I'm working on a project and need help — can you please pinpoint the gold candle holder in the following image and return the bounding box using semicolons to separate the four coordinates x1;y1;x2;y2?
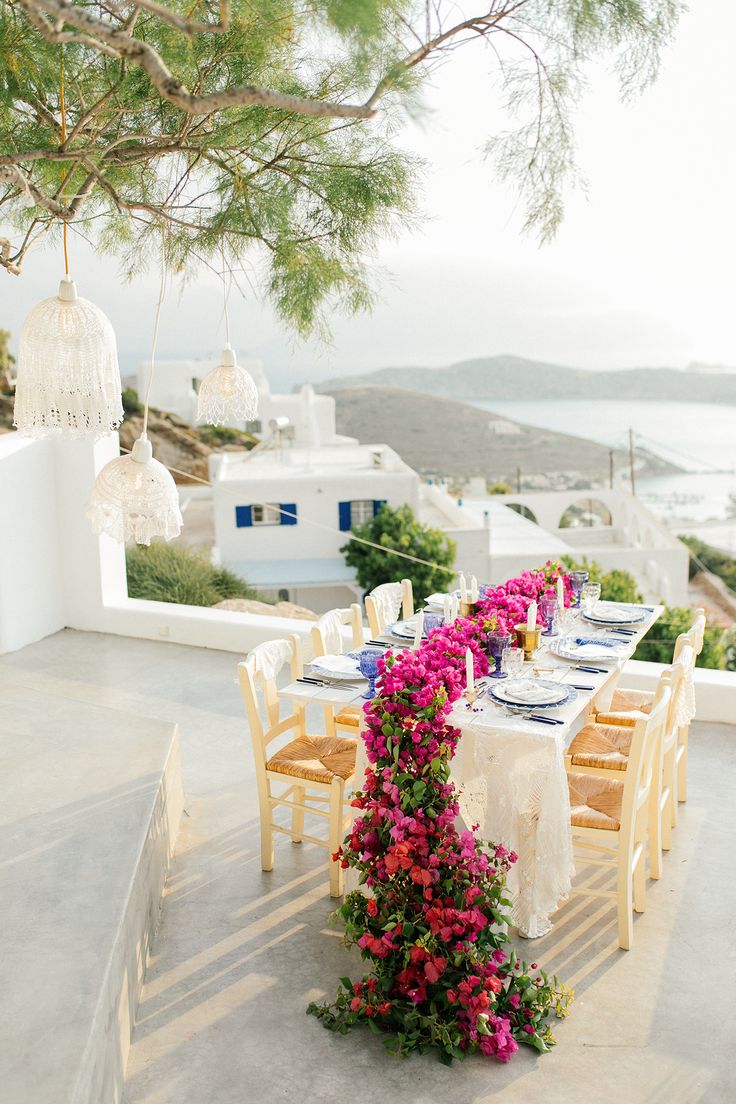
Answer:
459;599;479;618
515;623;542;661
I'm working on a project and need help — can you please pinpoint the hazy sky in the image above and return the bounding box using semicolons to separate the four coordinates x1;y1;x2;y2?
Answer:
2;1;735;390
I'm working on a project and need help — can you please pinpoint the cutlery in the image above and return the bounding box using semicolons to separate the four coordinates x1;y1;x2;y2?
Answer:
297;676;327;686
572;665;607;674
527;715;564;725
569;684;594;691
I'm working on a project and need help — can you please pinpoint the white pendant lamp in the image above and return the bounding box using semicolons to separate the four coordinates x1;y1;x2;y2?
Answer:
86;433;182;545
196;343;258;425
86;236;182;545
197;259;258;426
13;274;123;439
15;54;123;439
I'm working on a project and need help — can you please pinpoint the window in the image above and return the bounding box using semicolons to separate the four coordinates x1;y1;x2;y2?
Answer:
253;503;282;526
191;376;201;394
338;499;386;531
235;503;297;528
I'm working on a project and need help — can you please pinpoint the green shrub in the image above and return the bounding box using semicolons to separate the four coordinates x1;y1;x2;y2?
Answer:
126;543;259;606
561;555;643;603
341;503;455;599
679;534;736;591
122;387;143;416
633;605;726;670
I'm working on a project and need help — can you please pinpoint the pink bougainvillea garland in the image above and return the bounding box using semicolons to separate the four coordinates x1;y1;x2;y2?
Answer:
308;562;574;1063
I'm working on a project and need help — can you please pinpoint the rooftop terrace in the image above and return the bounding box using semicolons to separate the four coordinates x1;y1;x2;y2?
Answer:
2;630;734;1104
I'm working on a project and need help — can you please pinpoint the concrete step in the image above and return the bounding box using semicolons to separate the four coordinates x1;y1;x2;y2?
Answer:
0;675;183;1104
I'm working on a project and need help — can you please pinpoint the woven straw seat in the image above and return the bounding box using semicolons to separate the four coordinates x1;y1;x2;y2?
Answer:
567;722;632;771
335;706;361;727
267;733;356;785
594;687;654;727
568;772;624;831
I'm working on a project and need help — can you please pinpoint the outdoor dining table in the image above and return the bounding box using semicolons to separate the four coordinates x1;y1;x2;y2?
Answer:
278;602;663;938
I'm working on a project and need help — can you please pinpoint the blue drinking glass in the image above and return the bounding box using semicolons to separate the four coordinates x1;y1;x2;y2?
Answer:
540;594;558;636
569;570;589;608
487;631;512;678
423;612;443;637
358;648;381;698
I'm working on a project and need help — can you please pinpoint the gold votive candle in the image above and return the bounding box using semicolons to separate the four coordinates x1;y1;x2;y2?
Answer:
459;599;478;618
515;623;542;660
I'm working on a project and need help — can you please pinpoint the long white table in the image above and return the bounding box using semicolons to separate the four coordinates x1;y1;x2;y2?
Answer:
278;604;663;936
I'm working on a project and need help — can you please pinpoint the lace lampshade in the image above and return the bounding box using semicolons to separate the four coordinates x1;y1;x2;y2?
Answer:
196;345;258;425
13;277;123;438
86;434;182;545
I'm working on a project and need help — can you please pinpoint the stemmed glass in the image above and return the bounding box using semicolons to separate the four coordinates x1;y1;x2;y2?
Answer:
487;631;512;678
581;581;602;617
568;570;589;608
502;646;525;680
358;648;381;698
423;612;444;638
539;594;558;636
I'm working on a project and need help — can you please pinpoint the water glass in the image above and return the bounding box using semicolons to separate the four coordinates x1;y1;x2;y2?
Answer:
487;631;512;678
539;594;558;636
423;612;444;638
358;648;381;698
502;646;525;679
581;581;602;616
568;570;589;608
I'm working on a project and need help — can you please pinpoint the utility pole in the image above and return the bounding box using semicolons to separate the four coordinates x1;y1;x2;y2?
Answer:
609;449;614;490
628;428;636;496
516;466;521;494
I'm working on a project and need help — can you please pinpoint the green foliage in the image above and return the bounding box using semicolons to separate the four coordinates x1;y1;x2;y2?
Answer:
561;555;643;603
126;542;259;606
1;1;682;323
679;534;736;592
197;424;258;448
121;387;143;417
486;481;512;495
633;606;726;671
341;503;455;599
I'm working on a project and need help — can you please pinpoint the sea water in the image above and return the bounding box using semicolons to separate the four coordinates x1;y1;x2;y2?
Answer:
471;398;736;553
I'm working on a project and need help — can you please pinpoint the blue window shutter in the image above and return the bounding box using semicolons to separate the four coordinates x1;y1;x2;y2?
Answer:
279;503;297;526
373;499;387;516
338;501;352;531
235;505;252;528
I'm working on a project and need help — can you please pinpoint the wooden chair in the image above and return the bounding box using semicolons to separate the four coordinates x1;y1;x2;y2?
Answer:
565;661;685;879
673;610;706;803
311;605;364;738
566;680;671;949
237;635;356;897
592;608;705;729
365;579;414;637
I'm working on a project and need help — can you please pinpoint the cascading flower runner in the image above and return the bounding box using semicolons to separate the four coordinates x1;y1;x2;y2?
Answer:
308;563;574;1063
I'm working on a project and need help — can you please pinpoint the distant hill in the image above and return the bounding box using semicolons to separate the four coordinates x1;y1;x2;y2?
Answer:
329;385;678;486
317;355;736;403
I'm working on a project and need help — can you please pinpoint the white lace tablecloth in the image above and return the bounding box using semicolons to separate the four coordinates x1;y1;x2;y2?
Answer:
451;704;575;938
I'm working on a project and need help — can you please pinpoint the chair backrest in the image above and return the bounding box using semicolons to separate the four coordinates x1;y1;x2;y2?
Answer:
365;579;414;636
237;636;302;756
618;677;671;845
673;608;706;662
311;605;364;657
671;637;697;728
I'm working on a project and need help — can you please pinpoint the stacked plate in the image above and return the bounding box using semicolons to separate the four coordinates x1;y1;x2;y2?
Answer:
582;602;648;627
550;635;629;664
310;654;365;680
386;618;424;640
489;678;575;711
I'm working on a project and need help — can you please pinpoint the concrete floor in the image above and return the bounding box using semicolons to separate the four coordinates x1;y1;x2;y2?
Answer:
3;630;736;1104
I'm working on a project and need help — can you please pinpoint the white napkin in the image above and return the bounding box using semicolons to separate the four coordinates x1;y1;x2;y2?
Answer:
566;640;627;659
501;679;561;704
590;604;639;623
311;654;361;676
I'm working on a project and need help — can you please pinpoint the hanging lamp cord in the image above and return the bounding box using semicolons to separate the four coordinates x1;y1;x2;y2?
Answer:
59;47;69;277
142;232;168;437
222;246;231;347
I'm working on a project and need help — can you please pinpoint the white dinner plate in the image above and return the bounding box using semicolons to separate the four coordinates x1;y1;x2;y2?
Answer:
386;619;423;640
551;636;629;663
492;678;568;706
583;602;647;626
311;654;364;680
